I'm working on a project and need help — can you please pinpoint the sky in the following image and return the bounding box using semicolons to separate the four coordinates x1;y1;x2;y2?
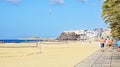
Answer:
0;0;108;39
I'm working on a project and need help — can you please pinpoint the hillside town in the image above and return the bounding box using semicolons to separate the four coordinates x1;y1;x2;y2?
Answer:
57;28;111;42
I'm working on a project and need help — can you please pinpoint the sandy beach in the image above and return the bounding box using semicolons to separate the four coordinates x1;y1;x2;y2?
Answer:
0;41;100;67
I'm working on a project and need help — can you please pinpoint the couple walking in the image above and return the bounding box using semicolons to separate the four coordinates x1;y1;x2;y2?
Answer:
99;37;113;52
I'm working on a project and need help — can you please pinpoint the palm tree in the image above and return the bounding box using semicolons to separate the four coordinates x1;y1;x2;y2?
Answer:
102;0;120;39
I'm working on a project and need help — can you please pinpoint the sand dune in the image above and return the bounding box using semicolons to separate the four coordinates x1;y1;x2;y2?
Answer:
0;42;100;67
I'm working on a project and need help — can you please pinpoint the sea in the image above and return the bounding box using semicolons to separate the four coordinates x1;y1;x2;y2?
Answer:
0;39;42;43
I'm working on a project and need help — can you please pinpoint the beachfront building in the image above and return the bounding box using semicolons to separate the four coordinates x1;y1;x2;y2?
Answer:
57;28;111;42
57;30;97;42
102;28;111;38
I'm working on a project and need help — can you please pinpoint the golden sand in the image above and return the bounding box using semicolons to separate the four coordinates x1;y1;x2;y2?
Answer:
0;42;100;67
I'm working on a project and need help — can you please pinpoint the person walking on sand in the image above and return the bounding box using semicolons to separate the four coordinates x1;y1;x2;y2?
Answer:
117;40;120;52
108;38;113;52
99;37;105;52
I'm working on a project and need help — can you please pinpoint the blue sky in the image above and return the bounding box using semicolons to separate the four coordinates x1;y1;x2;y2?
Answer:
0;0;107;39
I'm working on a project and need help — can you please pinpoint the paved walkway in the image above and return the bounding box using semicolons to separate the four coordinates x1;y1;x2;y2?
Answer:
74;45;120;67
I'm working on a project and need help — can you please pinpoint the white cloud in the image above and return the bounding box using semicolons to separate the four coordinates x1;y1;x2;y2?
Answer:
50;0;64;5
98;0;107;2
76;0;87;3
103;0;107;2
6;0;21;4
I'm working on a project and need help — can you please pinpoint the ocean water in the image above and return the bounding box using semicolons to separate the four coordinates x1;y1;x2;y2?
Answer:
0;39;42;43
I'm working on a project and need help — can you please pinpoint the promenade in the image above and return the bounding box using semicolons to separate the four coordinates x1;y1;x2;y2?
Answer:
74;44;120;67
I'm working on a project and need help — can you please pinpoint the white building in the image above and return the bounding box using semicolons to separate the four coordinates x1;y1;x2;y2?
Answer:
62;30;97;41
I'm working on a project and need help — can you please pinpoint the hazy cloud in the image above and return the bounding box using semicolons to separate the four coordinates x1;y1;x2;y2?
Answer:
48;8;53;15
98;0;106;2
50;0;64;5
76;0;87;3
103;0;106;2
6;0;21;4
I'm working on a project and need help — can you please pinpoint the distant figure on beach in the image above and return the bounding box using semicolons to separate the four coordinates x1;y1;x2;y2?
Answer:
117;40;120;52
108;38;113;52
99;37;105;52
